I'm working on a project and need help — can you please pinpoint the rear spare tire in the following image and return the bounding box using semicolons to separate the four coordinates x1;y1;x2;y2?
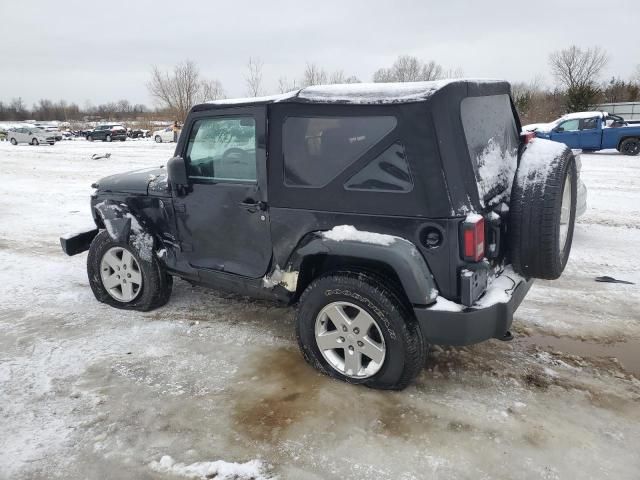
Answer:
510;139;577;279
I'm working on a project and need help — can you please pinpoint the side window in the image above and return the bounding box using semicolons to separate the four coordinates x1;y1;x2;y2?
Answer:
558;119;579;132
283;116;397;187
345;142;412;192
580;117;598;130
185;116;256;183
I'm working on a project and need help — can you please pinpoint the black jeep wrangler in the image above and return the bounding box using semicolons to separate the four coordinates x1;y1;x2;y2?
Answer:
61;80;577;390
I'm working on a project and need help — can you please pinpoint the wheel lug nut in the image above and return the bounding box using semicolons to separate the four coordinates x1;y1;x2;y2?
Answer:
127;273;131;278
353;327;360;334
357;341;364;347
342;325;348;332
116;275;120;279
348;345;354;352
338;336;345;343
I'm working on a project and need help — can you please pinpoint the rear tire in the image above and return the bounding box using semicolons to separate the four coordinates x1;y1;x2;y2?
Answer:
106;134;112;142
619;138;640;156
87;135;93;142
296;270;425;390
510;142;577;279
155;135;162;143
87;230;172;311
31;138;39;145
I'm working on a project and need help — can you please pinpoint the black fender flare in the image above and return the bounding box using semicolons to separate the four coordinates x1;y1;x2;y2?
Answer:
286;232;438;306
94;200;133;243
93;200;160;264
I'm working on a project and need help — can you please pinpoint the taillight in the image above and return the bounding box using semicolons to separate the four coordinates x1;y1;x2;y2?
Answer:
521;131;536;144
462;215;485;262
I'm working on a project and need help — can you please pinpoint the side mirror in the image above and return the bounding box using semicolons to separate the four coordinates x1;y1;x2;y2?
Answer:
167;156;188;194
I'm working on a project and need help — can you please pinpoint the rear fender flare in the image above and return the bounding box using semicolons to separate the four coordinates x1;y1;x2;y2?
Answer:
287;232;438;306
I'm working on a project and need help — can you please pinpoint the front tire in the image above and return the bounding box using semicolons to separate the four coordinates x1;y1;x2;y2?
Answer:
31;138;39;145
296;271;425;390
87;230;172;311
155;135;162;143
10;138;17;145
105;134;112;142
87;135;93;142
619;138;640;156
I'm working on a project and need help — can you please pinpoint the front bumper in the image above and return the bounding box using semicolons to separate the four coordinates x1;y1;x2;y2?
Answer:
60;228;98;256
414;277;533;346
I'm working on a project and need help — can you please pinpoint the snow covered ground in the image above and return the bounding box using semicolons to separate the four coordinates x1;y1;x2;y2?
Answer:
0;140;639;480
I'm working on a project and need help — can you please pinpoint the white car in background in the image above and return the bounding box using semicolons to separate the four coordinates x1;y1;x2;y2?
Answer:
152;126;177;143
7;127;55;145
33;124;63;141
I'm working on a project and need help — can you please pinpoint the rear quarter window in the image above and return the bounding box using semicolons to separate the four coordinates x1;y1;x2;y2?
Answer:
461;94;518;206
283;116;397;187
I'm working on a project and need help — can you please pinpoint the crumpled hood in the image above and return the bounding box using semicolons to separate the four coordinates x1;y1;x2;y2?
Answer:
95;167;165;195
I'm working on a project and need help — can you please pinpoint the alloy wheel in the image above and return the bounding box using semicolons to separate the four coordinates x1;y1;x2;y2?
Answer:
100;246;143;302
314;301;386;379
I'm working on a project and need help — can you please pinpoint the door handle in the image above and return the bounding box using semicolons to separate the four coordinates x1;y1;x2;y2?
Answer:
240;199;267;211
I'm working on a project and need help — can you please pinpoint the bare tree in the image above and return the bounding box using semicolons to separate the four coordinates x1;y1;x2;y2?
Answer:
303;63;328;86
549;46;608;111
549;46;608;89
277;76;299;93
148;60;223;120
245;57;264;97
373;55;445;82
201;79;226;101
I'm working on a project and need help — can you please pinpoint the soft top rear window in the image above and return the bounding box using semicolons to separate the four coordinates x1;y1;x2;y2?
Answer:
461;94;518;206
283;116;397;187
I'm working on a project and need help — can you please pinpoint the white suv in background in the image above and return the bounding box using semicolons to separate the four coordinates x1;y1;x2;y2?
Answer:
7;127;55;145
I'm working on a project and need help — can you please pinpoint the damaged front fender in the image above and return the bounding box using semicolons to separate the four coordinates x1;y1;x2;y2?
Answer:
94;200;155;262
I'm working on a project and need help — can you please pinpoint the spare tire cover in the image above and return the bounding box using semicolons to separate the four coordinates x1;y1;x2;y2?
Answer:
510;139;577;279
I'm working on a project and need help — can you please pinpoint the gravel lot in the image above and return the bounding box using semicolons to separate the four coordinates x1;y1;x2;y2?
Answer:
1;139;639;480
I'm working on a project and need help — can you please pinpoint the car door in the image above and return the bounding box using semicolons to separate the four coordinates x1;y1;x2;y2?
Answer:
549;118;580;149
15;128;27;143
579;116;601;150
172;106;272;278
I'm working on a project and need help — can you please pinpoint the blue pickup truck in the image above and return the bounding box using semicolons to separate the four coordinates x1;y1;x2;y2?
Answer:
523;112;640;155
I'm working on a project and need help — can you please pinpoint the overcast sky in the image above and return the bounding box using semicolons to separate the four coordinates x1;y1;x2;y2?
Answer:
1;0;638;108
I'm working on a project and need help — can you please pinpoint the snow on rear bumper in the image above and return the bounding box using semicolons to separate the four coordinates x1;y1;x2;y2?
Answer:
414;267;533;346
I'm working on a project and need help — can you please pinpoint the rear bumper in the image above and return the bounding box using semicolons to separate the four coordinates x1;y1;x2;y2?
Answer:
60;228;98;256
414;277;533;346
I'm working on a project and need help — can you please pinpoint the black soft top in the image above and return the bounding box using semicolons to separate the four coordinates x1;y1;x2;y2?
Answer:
191;79;511;111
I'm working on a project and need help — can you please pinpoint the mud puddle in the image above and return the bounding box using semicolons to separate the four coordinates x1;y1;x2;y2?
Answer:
517;334;640;378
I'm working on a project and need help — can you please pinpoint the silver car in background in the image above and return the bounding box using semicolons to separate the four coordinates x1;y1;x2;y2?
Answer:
7;127;55;145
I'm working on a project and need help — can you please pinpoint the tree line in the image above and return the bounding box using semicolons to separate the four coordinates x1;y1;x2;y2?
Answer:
2;46;639;124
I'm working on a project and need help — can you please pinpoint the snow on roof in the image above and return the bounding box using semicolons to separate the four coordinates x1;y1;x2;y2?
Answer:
206;91;299;105
205;79;505;107
560;111;606;120
297;80;461;104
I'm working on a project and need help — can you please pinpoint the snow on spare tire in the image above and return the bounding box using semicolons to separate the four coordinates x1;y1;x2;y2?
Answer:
510;139;577;280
